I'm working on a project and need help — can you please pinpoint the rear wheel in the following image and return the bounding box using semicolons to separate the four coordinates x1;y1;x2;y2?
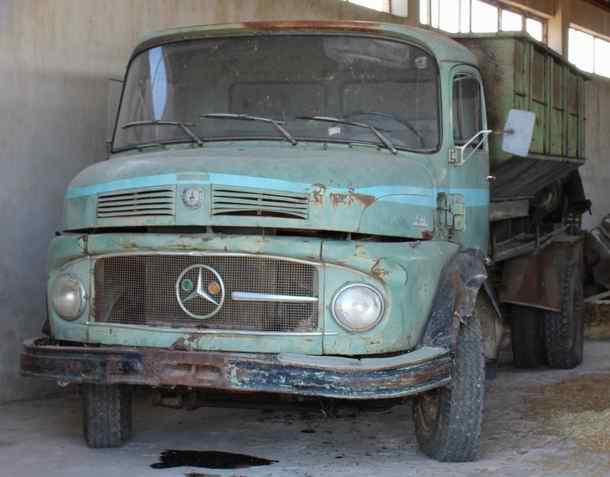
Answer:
82;384;133;448
544;257;584;369
510;305;546;368
413;318;485;462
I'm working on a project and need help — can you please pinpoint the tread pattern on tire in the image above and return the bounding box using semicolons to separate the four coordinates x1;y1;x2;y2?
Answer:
544;256;584;369
82;384;132;448
414;317;485;462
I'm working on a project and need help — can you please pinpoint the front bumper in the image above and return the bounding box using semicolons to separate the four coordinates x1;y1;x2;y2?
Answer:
21;338;451;400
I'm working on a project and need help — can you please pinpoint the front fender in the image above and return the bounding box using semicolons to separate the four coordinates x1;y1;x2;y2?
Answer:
420;249;488;349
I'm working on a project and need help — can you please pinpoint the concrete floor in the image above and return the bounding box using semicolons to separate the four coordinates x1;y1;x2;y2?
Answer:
2;342;610;477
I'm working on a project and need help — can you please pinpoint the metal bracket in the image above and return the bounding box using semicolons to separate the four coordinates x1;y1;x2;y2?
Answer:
449;130;493;166
437;193;466;232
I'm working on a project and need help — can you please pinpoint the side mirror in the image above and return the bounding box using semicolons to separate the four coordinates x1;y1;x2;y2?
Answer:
502;109;535;157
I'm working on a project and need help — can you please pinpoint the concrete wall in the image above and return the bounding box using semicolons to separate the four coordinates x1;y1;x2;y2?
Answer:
582;78;610;229
0;0;403;403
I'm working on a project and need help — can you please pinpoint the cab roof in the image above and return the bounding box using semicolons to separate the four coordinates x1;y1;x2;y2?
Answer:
133;20;478;66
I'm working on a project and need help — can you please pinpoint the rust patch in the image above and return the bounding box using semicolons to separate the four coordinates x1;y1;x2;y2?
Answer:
171;338;188;351
171;333;200;351
242;20;381;33
311;184;326;206
421;230;434;240
330;190;376;208
22;337;452;399
371;259;388;283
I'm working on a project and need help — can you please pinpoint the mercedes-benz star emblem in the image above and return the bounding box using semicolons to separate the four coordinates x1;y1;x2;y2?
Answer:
175;264;225;319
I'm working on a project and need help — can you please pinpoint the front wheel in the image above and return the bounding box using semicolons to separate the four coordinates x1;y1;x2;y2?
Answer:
82;383;133;448
413;318;485;462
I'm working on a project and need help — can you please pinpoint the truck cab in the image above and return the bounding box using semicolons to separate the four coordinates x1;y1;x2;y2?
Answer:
21;21;587;462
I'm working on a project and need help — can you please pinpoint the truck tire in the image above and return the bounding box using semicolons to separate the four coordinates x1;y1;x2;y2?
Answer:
413;317;484;462
510;305;546;368
544;258;584;369
82;384;132;448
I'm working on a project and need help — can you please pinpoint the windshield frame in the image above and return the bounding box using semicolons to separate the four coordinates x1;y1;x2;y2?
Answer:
111;31;443;155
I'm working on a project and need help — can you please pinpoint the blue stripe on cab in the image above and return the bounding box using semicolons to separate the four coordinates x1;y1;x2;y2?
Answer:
65;173;489;207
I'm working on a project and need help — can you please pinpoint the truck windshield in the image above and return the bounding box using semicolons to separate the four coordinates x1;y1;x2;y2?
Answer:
113;35;440;152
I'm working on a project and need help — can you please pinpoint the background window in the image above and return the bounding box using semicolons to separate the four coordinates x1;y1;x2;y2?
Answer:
453;76;483;145
471;0;498;33
569;28;595;73
420;0;545;41
501;10;523;32
419;0;429;24
460;0;471;33
439;0;460;33
594;37;610;78
526;18;544;42
347;0;389;11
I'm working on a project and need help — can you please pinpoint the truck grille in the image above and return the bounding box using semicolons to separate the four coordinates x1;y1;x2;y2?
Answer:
94;255;319;332
211;186;309;219
96;187;176;219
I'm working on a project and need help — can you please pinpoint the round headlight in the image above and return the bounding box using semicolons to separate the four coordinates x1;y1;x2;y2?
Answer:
50;274;86;320
331;283;385;332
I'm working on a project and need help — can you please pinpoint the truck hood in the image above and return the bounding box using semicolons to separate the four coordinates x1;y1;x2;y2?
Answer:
65;142;438;239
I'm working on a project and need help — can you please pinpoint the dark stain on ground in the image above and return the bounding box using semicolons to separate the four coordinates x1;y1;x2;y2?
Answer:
151;450;277;470
301;428;316;434
185;474;246;477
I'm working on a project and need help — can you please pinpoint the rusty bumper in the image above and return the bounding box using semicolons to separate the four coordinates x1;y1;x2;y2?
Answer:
21;338;452;400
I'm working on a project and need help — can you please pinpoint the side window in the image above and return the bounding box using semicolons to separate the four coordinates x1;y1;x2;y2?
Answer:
453;75;483;145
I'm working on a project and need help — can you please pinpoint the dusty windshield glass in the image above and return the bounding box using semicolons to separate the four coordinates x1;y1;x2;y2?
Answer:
114;35;440;152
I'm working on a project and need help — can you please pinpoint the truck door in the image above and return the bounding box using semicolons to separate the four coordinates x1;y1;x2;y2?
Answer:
448;65;490;254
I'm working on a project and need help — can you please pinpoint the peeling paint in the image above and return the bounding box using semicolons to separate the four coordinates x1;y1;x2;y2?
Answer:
371;259;388;283
311;183;326;206
421;230;434;240
330;190;376;208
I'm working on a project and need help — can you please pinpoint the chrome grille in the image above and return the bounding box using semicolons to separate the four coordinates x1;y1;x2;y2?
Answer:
96;187;176;219
211;186;309;219
94;255;318;331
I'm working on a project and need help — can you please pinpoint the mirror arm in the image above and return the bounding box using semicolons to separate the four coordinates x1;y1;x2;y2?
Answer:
452;129;492;166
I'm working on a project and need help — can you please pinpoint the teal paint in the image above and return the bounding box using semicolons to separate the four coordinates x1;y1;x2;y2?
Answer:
66;170;488;206
47;22;496;358
48;234;458;355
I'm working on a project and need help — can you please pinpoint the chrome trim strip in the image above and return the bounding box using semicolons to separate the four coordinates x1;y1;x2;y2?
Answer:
85;321;336;336
231;291;318;303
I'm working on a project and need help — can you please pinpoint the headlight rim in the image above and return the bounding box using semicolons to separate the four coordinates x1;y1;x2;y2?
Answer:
50;273;87;321
331;282;385;333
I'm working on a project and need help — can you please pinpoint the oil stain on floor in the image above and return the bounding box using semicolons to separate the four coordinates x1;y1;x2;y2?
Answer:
151;449;277;470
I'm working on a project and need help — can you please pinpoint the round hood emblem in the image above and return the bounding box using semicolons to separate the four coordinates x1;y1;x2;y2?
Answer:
175;264;225;319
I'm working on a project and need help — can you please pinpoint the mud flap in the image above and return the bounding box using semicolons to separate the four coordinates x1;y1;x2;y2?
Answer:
420;249;488;349
499;235;584;312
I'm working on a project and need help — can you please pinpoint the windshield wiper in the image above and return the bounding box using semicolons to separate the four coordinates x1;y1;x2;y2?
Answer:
297;115;397;155
121;120;204;147
201;113;297;146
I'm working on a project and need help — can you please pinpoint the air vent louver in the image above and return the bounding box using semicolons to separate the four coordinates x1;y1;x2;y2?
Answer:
211;186;309;220
96;186;176;219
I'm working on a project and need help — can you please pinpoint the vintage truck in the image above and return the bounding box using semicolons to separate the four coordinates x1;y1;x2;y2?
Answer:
21;21;590;462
